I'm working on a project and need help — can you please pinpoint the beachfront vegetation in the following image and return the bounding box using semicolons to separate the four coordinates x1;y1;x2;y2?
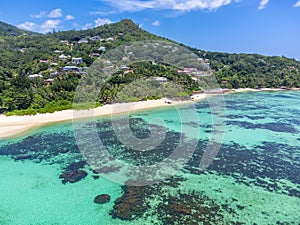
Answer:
0;19;300;115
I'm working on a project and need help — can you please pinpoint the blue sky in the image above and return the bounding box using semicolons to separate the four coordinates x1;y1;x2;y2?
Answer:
1;0;300;60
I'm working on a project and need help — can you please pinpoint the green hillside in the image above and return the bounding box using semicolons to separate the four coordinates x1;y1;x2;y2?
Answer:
0;20;37;36
0;19;299;115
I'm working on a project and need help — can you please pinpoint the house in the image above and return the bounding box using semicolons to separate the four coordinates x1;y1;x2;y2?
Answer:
106;37;115;42
28;74;43;78
91;36;101;41
39;59;48;63
54;50;61;53
153;77;168;82
124;70;134;75
59;54;68;59
98;46;106;51
44;78;54;83
178;70;186;74
50;71;59;76
120;65;129;70
78;38;88;44
184;68;197;72
63;66;79;71
72;58;83;64
92;53;100;57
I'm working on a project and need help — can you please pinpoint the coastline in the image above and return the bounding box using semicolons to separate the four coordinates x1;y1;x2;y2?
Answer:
1;88;299;140
0;95;206;140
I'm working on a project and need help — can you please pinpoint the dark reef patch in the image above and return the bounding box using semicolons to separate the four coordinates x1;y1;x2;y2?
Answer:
185;140;300;198
59;170;88;184
227;121;298;133
94;194;111;204
111;177;239;224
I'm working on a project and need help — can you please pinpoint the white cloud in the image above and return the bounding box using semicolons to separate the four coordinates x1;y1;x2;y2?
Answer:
94;18;113;27
18;22;38;30
102;0;237;12
48;9;63;18
31;8;63;19
65;15;75;20
258;0;269;10
31;11;47;18
18;20;61;33
82;23;93;30
293;1;300;7
90;10;116;16
152;20;160;26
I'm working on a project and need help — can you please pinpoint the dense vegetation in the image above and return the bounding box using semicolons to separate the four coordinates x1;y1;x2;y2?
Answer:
197;51;300;89
0;19;299;115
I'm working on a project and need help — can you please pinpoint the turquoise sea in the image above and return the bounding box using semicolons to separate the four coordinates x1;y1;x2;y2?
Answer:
0;91;299;224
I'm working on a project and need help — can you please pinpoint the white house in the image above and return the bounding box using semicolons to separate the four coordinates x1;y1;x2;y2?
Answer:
152;77;168;82
78;38;88;44
120;65;129;70
72;58;83;64
106;37;115;42
28;74;43;78
63;66;79;71
98;46;106;51
58;54;68;59
91;36;101;41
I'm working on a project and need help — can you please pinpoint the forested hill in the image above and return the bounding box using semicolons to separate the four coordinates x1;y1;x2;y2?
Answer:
0;21;37;36
0;19;299;115
196;51;300;89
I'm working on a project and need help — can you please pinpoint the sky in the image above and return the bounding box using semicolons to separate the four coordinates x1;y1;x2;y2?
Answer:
0;0;300;60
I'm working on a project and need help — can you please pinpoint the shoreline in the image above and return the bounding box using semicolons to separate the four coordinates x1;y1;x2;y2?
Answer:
0;88;299;140
0;96;205;140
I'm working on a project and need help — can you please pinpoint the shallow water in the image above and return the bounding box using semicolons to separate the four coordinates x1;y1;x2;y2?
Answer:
0;91;299;224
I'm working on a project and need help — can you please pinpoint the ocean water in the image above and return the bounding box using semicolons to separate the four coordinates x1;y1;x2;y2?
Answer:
0;91;299;224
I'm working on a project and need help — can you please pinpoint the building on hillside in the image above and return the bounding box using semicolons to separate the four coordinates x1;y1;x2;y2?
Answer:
28;74;43;78
50;71;59;77
44;78;54;83
92;53;100;57
72;57;83;64
59;54;68;59
91;36;101;41
63;66;79;71
120;65;129;70
98;46;106;51
124;70;134;75
106;37;115;42
78;38;88;44
152;77;168;82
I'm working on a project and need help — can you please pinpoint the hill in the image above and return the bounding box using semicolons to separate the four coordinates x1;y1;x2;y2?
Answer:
0;19;299;115
0;20;37;36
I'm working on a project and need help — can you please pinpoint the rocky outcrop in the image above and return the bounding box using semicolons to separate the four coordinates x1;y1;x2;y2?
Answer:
59;170;88;184
94;194;111;204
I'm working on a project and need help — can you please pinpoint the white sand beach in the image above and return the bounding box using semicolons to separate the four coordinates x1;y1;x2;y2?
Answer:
0;95;207;139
